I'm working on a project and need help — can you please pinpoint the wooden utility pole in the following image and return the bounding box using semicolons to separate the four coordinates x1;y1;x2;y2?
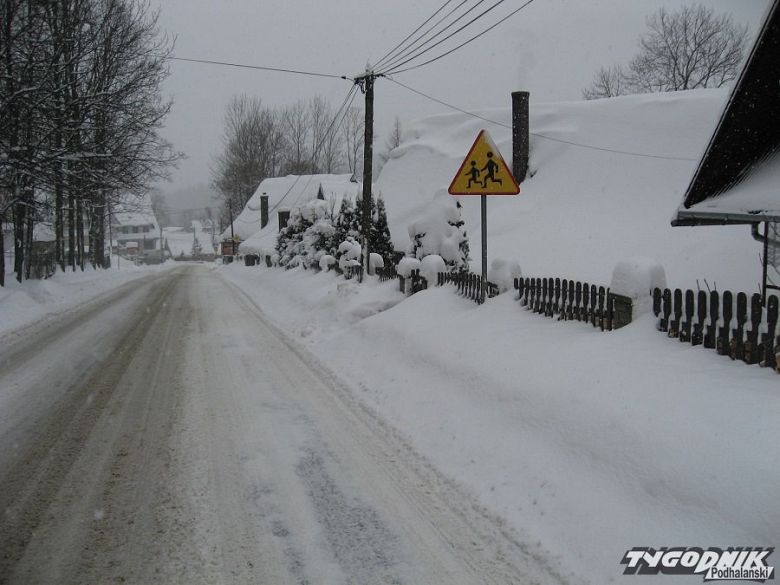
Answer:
357;72;376;280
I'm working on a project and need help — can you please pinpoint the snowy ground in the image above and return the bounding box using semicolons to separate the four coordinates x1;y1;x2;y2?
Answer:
222;263;780;585
0;259;176;338
163;225;216;258
0;265;558;585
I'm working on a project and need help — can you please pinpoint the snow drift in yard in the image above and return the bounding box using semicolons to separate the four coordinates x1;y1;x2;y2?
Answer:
222;263;780;585
219;88;777;585
378;89;761;292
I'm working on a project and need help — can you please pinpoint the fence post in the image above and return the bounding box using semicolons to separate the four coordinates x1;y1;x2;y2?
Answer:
567;281;575;321
732;292;747;360
680;290;694;343
718;291;733;356
610;293;633;330
745;293;762;364
764;296;778;369
582;283;590;323
704;291;718;348
692;291;706;346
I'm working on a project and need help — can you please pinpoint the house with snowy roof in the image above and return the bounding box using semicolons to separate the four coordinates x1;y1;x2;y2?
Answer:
111;193;161;256
221;173;366;255
672;0;779;299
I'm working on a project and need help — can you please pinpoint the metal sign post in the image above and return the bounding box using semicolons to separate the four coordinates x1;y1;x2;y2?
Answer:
481;195;487;303
448;129;520;304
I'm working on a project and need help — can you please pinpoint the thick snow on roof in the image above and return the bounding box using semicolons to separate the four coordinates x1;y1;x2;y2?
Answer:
228;173;364;254
113;193;160;233
376;88;764;291
677;151;780;223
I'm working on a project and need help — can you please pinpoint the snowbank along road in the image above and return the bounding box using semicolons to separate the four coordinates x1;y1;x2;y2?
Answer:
0;265;571;584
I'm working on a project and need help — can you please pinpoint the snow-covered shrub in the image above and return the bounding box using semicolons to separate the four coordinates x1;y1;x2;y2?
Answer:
337;237;362;271
397;256;421;278
276;199;339;268
275;193;394;271
332;197;360;249
407;198;469;271
371;194;395;264
610;256;666;316
488;258;522;292
352;193;396;265
319;254;337;271
420;254;446;283
369;253;384;270
275;206;312;267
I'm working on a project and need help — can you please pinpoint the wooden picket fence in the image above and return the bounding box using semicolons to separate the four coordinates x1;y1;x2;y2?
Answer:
396;269;497;304
377;265;397;282
513;277;632;331
398;269;427;295
342;264;363;281
653;287;780;370
437;271;499;305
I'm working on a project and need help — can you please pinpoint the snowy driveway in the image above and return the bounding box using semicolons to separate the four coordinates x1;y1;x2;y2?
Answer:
0;266;563;585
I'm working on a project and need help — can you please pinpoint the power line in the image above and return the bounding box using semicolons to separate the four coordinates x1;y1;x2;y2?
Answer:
267;85;359;218
373;0;457;70
387;76;508;128
386;77;698;161
383;0;537;75
170;56;350;80
379;0;502;75
375;0;475;72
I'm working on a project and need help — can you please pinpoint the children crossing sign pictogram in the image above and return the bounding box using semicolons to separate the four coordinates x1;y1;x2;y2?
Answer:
448;130;520;196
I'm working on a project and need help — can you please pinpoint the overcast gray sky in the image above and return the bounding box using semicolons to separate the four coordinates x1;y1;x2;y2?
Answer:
154;0;769;210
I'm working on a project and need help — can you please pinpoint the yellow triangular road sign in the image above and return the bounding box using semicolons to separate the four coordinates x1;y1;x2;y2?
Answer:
448;129;520;195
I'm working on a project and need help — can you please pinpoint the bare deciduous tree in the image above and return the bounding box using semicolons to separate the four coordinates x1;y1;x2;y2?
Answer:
582;65;627;100
377;116;403;170
0;0;177;282
212;95;279;218
583;4;748;100
342;106;364;177
282;100;313;175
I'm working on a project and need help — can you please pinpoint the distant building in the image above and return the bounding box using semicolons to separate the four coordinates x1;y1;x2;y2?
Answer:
220;173;362;244
111;194;161;255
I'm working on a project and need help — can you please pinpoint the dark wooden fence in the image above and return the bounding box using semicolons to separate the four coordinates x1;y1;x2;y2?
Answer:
513;277;632;331
342;264;363;281
653;287;779;370
437;271;499;305
398;269;427;295
377;265;397;282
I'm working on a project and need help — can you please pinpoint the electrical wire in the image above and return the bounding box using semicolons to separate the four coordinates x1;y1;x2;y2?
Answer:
267;85;360;218
372;0;456;70
386;76;698;161
382;0;536;75
285;87;362;212
374;0;475;72
170;56;350;80
378;0;501;75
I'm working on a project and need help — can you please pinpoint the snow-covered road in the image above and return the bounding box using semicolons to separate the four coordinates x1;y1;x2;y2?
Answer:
0;266;564;585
